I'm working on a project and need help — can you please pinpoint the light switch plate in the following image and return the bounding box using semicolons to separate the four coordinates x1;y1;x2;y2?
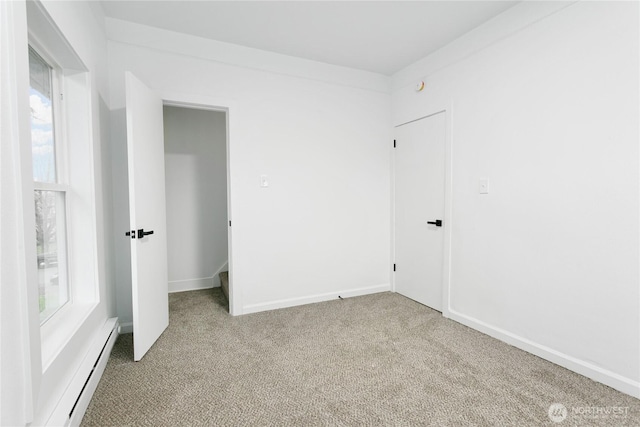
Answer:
260;175;269;188
479;178;489;194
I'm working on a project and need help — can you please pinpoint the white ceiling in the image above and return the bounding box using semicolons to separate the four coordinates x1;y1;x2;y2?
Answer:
99;1;518;76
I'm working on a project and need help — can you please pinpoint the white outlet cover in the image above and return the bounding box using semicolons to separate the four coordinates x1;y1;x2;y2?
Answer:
260;175;269;188
479;178;489;194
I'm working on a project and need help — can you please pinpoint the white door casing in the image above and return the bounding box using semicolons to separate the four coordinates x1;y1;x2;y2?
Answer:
125;71;169;361
394;112;446;311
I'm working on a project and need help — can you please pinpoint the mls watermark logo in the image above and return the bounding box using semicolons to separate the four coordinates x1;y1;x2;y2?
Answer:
548;403;568;423
548;403;629;423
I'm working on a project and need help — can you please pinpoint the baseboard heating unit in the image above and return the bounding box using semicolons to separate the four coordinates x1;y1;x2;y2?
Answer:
45;318;119;427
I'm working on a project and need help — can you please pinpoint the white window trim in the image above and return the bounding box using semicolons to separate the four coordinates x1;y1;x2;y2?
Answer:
40;302;96;371
27;8;101;370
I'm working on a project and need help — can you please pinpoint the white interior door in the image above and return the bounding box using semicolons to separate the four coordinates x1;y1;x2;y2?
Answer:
125;71;169;361
394;112;446;311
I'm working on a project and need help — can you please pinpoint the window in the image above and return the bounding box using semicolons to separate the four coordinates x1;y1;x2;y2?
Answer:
29;46;70;323
25;0;98;371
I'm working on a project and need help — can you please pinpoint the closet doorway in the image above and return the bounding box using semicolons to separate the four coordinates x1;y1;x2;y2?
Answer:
163;106;230;307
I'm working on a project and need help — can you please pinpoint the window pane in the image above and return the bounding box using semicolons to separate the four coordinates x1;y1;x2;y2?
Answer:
35;190;69;322
29;47;56;183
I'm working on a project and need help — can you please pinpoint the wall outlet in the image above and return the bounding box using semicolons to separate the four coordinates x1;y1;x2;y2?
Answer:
260;175;269;188
479;178;489;194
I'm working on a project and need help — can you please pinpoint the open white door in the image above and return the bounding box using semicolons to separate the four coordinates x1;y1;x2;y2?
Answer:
394;112;446;311
125;72;169;361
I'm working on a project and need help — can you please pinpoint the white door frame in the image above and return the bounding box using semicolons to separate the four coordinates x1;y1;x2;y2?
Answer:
160;90;241;315
391;104;453;318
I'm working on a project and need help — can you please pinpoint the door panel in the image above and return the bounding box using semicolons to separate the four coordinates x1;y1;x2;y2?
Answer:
394;112;446;311
125;72;169;361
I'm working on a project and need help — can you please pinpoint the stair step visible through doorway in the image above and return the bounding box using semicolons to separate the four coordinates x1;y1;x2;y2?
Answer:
219;271;229;302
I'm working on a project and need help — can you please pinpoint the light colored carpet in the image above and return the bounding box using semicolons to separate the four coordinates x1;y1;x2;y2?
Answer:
81;290;639;426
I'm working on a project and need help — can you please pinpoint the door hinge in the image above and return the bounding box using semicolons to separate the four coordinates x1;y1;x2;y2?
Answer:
60;93;64;101
393;263;396;272
229;220;231;227
393;139;396;148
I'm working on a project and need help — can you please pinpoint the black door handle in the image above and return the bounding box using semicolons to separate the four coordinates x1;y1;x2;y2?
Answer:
137;229;155;239
125;230;135;239
427;220;443;227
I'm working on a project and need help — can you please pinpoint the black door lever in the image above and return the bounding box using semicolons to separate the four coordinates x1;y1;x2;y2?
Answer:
137;229;155;239
427;220;443;227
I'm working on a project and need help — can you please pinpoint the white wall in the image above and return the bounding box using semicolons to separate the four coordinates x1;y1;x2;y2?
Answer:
164;106;228;292
108;18;391;323
1;2;41;423
392;1;639;396
0;0;116;425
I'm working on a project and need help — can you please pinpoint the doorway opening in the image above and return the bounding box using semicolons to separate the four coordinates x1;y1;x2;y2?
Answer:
162;105;230;310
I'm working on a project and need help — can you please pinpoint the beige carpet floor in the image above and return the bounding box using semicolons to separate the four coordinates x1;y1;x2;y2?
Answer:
81;289;639;426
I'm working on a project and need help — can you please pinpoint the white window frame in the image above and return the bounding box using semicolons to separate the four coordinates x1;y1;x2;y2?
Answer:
26;3;100;370
29;44;73;325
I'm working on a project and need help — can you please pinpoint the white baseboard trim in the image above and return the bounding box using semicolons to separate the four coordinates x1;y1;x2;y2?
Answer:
243;283;390;315
216;261;228;277
169;276;216;293
118;322;133;334
45;318;119;427
447;309;640;399
168;262;229;293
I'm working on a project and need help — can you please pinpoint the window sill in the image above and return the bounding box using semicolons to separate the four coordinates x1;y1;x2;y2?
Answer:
41;301;97;372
